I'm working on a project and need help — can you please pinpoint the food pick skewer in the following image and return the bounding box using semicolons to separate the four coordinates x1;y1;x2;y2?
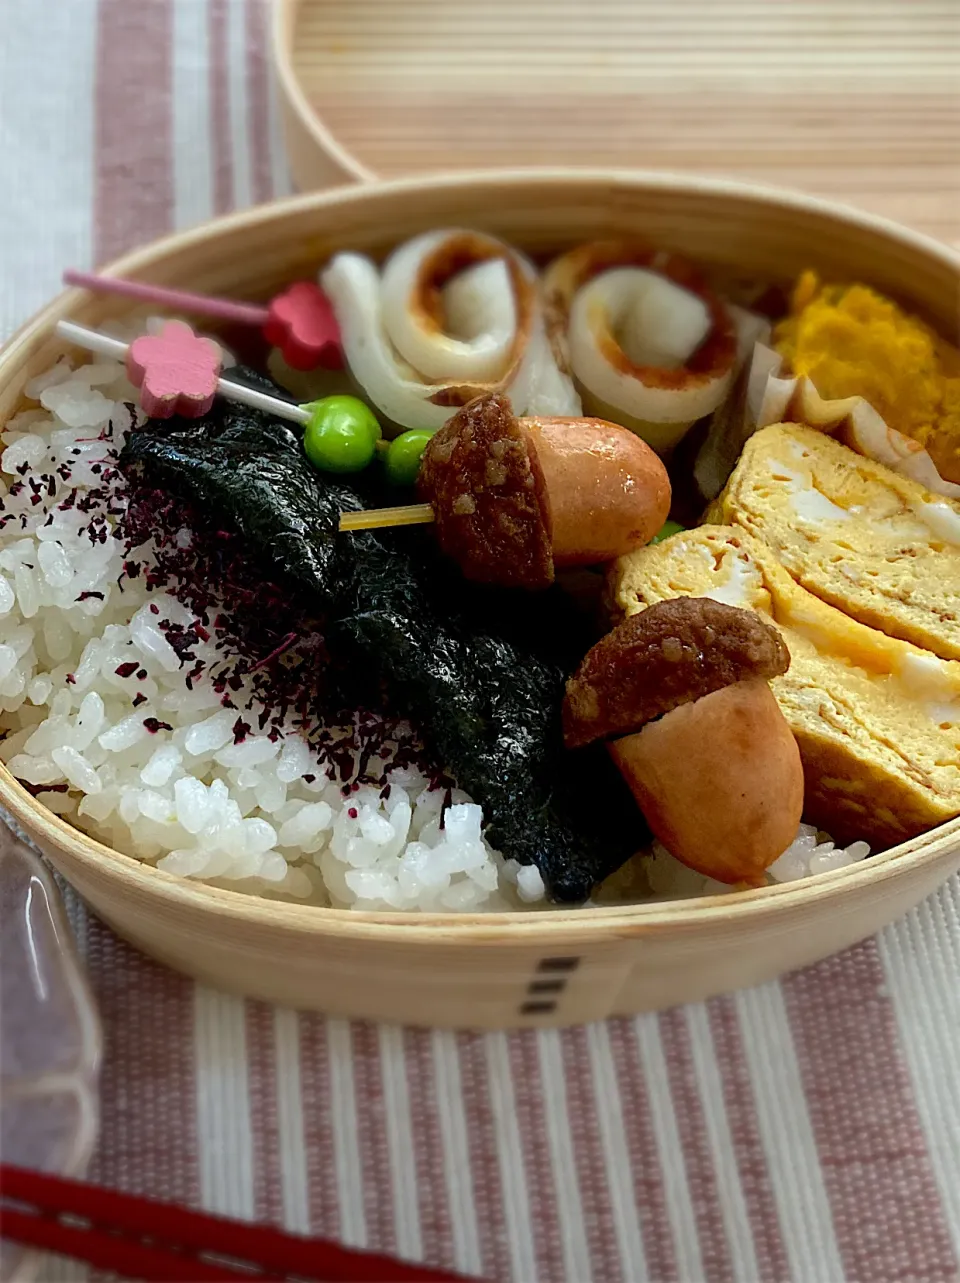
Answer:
56;318;434;533
57;319;312;424
63;271;268;325
62;269;342;371
54;322;669;544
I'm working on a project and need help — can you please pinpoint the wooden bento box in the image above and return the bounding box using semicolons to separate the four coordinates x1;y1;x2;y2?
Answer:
2;172;959;1028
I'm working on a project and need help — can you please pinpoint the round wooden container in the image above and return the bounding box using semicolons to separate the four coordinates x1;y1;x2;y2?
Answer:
1;172;958;1028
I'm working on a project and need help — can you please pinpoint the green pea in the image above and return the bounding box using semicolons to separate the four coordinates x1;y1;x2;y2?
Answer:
303;396;381;473
383;429;434;487
650;519;685;545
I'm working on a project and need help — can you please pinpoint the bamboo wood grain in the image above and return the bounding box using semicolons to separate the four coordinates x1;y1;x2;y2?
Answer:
273;0;960;245
1;173;959;1027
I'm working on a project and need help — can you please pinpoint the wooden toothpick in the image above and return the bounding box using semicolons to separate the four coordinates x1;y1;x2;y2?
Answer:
338;504;435;532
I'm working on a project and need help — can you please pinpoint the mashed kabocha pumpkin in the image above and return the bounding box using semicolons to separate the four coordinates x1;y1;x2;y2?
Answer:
774;270;960;483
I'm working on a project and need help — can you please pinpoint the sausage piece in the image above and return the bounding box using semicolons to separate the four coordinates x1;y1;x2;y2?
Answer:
418;394;672;588
523;417;670;568
563;597;805;885
609;678;804;886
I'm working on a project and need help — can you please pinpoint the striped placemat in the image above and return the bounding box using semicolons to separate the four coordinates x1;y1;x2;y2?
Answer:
2;2;960;1280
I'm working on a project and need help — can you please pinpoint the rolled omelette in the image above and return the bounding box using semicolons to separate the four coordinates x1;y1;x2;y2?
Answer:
608;524;960;849
706;423;960;661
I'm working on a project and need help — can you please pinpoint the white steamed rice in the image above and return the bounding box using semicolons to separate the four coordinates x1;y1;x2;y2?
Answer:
0;338;868;911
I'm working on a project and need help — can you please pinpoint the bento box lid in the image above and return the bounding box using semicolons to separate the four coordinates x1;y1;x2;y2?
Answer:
271;0;957;245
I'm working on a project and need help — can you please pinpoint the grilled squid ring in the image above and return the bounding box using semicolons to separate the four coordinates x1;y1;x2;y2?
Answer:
543;239;739;453
321;229;580;432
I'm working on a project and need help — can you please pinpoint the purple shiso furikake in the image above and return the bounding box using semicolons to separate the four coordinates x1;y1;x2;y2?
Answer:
116;481;443;800
1;404;442;803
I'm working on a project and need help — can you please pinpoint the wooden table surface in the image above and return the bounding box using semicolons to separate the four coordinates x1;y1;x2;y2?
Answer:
292;0;960;247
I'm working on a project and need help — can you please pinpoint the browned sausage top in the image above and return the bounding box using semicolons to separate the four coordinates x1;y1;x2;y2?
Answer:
417;393;554;590
563;596;791;748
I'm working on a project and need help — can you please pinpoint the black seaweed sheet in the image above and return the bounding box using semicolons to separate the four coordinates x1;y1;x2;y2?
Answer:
120;373;643;901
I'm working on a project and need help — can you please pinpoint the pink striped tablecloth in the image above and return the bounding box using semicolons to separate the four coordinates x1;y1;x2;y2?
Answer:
2;3;960;1280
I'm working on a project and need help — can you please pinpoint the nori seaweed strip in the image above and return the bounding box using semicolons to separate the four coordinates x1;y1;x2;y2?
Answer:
120;378;641;900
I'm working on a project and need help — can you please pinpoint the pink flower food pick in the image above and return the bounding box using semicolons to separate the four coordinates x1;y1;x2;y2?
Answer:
263;281;343;372
126;320;223;419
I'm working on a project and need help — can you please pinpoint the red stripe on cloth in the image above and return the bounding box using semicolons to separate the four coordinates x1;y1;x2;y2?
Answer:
89;5;186;1268
783;939;958;1283
94;0;175;264
606;1018;679;1283
244;0;274;204
454;1034;512;1283
560;1029;624;1283
506;1031;566;1283
84;922;199;1204
208;0;234;215
707;996;790;1283
352;1023;398;1258
298;1015;340;1241
658;1009;736;1283
404;1030;456;1269
246;1002;283;1226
